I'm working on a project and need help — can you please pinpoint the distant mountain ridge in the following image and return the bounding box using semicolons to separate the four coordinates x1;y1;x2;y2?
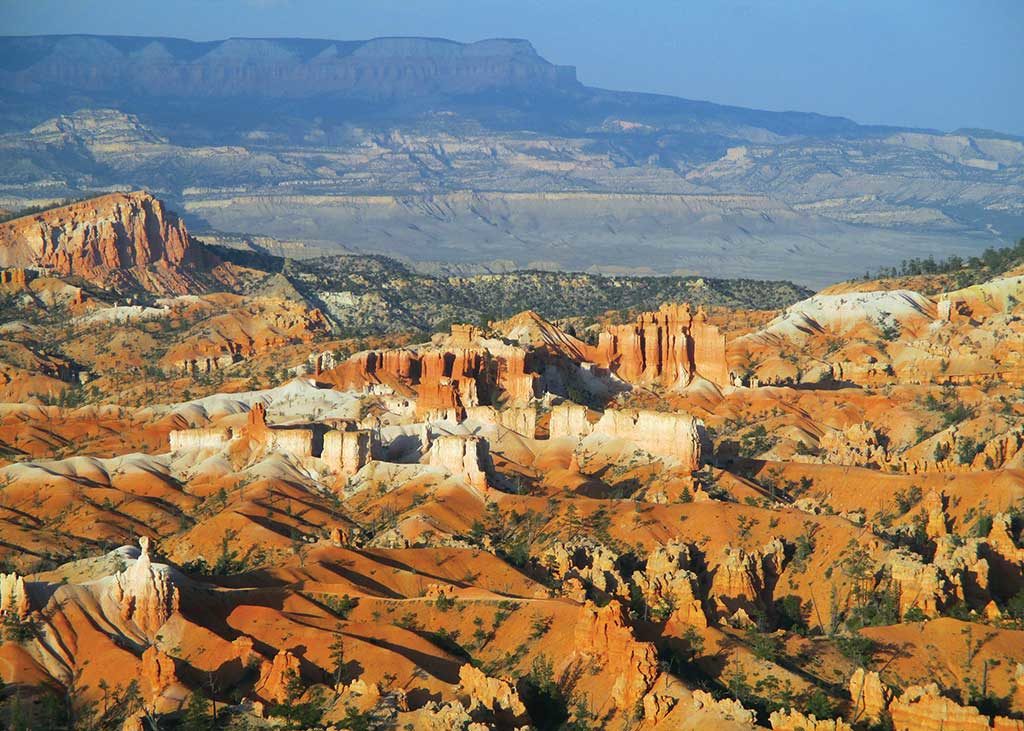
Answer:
0;35;1020;287
0;34;577;99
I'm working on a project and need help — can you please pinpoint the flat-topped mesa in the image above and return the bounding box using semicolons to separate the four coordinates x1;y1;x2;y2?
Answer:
596;302;730;390
109;536;179;636
592;409;708;470
428;434;489;490
0;191;214;294
0;36;578;98
169;405;364;464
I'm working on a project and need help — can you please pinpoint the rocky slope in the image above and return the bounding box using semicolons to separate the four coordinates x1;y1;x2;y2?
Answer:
2;242;1024;729
0;191;238;294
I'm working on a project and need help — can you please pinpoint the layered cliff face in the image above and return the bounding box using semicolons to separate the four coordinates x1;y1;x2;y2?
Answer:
322;324;539;418
592;409;707;470
0;191;218;294
0;36;577;99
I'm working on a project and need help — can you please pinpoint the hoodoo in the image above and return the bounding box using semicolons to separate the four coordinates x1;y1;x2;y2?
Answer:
596;303;730;389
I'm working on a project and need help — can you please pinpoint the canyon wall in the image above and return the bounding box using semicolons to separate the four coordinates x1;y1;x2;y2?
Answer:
0;191;211;294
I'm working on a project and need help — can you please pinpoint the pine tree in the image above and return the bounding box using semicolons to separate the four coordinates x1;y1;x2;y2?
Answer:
182;692;213;731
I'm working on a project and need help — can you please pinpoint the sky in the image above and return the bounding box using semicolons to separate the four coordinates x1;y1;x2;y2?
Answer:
3;0;1022;135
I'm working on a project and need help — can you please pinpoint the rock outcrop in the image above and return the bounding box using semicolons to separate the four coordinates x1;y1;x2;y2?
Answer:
545;539;625;598
0;572;30;618
632;540;707;628
888;683;991;731
596;303;730;390
108;537;179;636
549;402;593;439
465;405;537;437
0;267;28;287
770;710;853;730
573;601;659;709
0;192;216;294
691;690;757;727
885;549;948;617
141;645;186;713
457;664;528;724
255;649;302;704
428;434;489;490
708;538;786;622
168;427;233;453
849;668;892;725
322;426;378;476
592;409;706;469
820;423;892;469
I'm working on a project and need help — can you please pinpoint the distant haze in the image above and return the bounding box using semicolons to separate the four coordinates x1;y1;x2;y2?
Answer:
2;0;1022;136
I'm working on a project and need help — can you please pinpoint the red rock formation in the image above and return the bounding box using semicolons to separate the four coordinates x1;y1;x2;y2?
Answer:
247;402;268;432
885;549;948;617
457;663;528;723
545;540;624;598
255;649;301;704
632;540;707;628
596;302;730;390
549;402;594;439
690;689;757;726
326;349;418;392
573;601;659;709
888;683;991;731
322;427;377;476
0;267;27;287
708;538;786;622
770;709;853;730
168;426;233;452
495;347;536;404
141;645;182;712
232;635;257;667
0;191;216;294
465;405;537;437
417;351;469;418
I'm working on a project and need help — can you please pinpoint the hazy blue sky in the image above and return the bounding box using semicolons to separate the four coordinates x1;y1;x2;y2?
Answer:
3;0;1022;134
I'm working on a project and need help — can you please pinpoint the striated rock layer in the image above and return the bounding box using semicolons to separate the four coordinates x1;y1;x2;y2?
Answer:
0;191;218;294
